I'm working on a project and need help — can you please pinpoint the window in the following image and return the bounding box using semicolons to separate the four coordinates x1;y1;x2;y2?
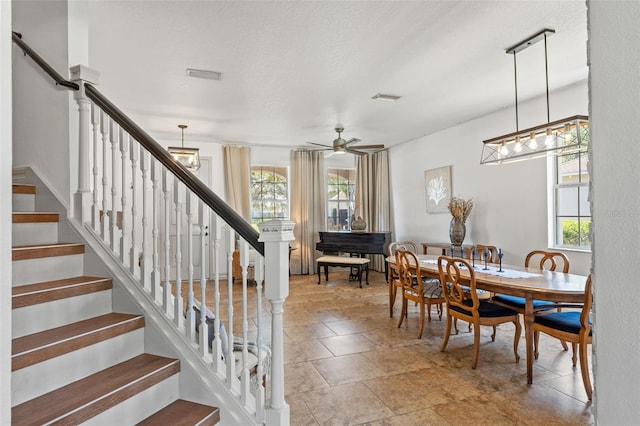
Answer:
327;168;356;230
550;125;590;249
250;166;288;225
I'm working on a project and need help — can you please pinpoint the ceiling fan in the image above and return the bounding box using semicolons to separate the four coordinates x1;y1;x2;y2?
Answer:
307;127;385;156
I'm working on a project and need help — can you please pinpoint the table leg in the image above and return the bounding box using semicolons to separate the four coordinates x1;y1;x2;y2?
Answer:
525;294;534;384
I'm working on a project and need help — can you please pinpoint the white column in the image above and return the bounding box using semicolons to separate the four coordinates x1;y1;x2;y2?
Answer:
70;65;99;224
259;220;295;426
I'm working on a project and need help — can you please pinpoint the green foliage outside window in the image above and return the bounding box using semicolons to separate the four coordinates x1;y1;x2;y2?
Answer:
561;219;591;248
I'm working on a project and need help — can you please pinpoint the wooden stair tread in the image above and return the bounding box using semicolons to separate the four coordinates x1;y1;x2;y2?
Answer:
12;313;145;371
12;212;59;223
137;400;220;426
12;183;36;194
12;354;180;426
12;242;84;260
12;276;112;309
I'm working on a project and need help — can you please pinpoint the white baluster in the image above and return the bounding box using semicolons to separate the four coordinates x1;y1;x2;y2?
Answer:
91;103;100;231
110;119;119;251
150;159;161;302
198;200;209;358
255;254;266;422
227;229;237;387
140;149;151;290
211;215;223;373
129;138;139;278
259;220;295;426
173;178;184;329
239;239;251;405
119;129;129;265
185;192;196;341
100;110;109;239
163;169;173;317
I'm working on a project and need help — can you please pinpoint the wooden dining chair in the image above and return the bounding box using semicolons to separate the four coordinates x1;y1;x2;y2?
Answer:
469;244;499;263
396;250;444;338
388;241;419;317
533;275;593;400
438;256;521;369
492;250;570;312
491;249;570;350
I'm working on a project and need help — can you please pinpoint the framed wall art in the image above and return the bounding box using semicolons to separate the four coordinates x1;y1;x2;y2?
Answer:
425;165;452;213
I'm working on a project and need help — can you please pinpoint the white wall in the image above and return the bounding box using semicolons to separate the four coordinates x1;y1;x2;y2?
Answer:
389;82;591;275
12;0;72;208
589;1;640;423
1;2;13;423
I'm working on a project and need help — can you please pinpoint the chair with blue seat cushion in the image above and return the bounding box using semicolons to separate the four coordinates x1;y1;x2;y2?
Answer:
533;275;592;400
396;250;444;339
491;250;570;311
438;256;521;369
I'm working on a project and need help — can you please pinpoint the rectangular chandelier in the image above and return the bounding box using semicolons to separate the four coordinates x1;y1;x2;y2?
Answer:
480;115;589;165
168;146;201;170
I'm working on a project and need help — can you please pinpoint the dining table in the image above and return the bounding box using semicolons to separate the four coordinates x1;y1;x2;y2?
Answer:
387;254;588;384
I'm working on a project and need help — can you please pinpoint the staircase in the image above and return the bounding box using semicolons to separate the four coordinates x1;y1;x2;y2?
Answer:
11;182;220;425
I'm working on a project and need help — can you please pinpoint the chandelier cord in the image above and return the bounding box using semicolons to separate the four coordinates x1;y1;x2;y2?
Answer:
513;51;519;132
544;33;550;124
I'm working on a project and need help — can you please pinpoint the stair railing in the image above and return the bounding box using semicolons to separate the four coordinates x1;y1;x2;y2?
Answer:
13;31;292;425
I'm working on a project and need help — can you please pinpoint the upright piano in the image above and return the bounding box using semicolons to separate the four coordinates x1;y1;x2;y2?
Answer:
316;231;392;278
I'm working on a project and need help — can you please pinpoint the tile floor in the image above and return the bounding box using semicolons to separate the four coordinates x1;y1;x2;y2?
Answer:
281;270;594;425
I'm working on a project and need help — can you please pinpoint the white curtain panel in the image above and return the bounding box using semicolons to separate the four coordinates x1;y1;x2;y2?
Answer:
223;145;251;222
290;150;326;274
356;150;393;272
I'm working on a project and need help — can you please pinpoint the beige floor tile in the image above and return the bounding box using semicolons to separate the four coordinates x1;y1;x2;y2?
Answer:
367;408;451;426
285;361;330;396
361;345;437;376
364;369;454;414
300;382;394;425
312;353;386;386
288;393;320;425
319;333;378;356
285;323;338;343
285;340;335;365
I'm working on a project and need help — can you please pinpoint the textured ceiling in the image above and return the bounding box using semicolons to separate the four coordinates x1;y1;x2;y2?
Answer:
87;1;588;149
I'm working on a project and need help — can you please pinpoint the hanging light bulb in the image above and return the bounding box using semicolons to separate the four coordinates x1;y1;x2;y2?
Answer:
513;136;523;153
528;132;538;149
500;142;509;156
563;123;572;143
545;128;555;147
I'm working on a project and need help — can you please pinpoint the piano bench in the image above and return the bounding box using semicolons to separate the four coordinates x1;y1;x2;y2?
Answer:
316;255;370;288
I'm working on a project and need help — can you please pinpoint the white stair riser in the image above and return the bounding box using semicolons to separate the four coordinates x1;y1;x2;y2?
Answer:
11;329;145;406
82;374;180;426
12;222;59;246
12;290;112;337
12;194;35;212
12;254;84;286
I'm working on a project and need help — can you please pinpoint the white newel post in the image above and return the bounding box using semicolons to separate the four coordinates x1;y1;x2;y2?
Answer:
70;65;100;224
259;220;294;426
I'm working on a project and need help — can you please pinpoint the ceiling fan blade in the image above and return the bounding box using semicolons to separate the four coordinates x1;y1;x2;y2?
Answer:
352;144;385;150
345;148;367;155
344;138;361;146
307;142;331;148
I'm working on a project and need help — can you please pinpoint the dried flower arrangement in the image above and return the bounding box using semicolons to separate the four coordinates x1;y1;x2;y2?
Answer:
448;196;473;222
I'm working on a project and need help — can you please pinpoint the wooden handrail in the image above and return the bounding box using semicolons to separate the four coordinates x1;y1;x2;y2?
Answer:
12;31;263;255
12;32;79;90
84;84;263;255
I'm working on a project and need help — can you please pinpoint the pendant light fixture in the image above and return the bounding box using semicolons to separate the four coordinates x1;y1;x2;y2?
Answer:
480;29;589;165
168;124;201;171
